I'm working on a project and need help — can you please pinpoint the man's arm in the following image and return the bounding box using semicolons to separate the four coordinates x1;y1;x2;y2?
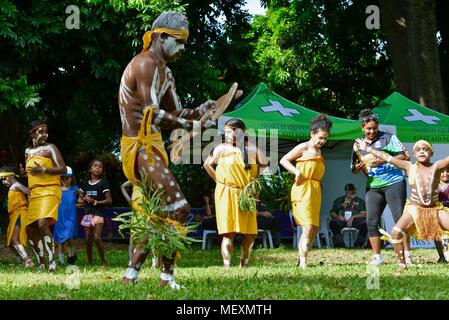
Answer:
436;156;449;171
329;198;343;219
120;181;133;206
158;70;216;120
352;198;367;219
134;58;213;131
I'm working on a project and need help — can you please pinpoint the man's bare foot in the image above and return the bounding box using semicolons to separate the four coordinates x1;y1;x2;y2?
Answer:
122;276;137;285
160;273;183;290
160;278;182;290
239;258;249;268
122;268;139;284
48;261;57;272
24;259;34;268
160;278;169;286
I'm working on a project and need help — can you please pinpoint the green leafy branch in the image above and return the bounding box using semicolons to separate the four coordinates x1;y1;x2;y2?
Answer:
113;177;201;259
238;176;263;213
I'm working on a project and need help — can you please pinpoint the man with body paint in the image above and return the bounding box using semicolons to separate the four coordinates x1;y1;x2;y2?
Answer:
118;11;217;289
22;121;67;271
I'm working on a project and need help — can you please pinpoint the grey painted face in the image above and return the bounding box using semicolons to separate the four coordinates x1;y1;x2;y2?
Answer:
161;35;186;61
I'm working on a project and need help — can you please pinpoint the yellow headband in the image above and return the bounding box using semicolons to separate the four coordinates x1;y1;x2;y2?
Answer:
413;140;433;152
142;27;189;52
0;172;17;178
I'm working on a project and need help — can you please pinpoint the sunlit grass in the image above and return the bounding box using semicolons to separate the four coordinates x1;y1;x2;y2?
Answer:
1;240;448;300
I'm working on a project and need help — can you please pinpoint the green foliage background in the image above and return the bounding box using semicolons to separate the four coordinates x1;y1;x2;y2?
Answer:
1;0;448;212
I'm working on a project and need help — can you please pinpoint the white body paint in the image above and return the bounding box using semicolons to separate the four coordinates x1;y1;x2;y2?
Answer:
44;235;55;262
14;244;28;260
26;145;59;167
163;199;188;212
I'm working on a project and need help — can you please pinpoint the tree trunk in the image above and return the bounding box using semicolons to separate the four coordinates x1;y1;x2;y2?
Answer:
379;0;411;97
380;0;447;113
436;0;449;113
405;0;447;113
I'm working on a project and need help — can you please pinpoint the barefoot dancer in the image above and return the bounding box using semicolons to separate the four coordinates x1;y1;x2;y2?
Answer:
0;166;33;267
203;118;268;268
23;121;67;271
119;11;216;288
355;139;449;269
280;114;332;268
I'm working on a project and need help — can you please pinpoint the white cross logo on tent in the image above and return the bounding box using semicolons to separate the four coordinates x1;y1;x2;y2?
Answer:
260;100;300;117
403;109;441;125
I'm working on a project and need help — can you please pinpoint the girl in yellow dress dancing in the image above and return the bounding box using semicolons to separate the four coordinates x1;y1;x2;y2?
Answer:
0;166;33;267
23;121;67;271
280;114;332;268
204;118;268;268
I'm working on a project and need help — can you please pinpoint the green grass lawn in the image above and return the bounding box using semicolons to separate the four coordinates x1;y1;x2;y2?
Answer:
1;239;449;300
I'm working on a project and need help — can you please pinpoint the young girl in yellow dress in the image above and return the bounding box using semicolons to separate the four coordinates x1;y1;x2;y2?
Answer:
204;118;268;268
280;114;333;268
23;121;67;271
0;166;33;267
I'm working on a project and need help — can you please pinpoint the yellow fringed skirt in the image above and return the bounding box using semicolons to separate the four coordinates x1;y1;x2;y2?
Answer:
405;201;449;241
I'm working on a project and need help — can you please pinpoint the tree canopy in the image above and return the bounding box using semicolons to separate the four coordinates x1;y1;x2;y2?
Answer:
1;0;448;208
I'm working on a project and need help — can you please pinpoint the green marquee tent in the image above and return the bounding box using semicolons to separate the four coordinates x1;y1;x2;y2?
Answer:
218;82;360;141
373;92;449;144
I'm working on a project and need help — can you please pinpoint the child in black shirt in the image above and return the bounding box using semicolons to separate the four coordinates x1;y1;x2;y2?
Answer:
79;159;112;266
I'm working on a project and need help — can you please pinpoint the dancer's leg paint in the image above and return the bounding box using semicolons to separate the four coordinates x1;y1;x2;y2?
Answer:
11;226;33;267
27;223;45;267
37;218;56;271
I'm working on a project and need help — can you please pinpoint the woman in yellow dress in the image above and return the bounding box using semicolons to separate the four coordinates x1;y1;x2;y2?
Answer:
0;166;33;267
22;121;67;271
280;114;332;268
204;118;268;268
